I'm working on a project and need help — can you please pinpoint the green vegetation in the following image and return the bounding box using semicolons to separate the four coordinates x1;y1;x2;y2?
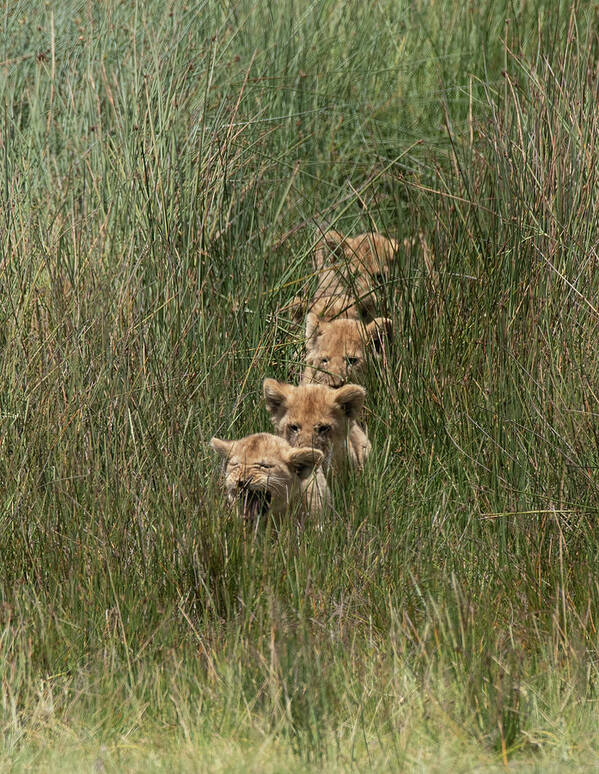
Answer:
2;0;599;770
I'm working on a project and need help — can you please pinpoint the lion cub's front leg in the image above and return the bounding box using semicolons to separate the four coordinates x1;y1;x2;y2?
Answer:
349;423;371;469
301;467;331;516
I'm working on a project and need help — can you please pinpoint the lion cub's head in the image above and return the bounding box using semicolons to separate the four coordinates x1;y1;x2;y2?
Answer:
313;230;398;319
302;313;392;387
210;432;323;520
263;379;366;467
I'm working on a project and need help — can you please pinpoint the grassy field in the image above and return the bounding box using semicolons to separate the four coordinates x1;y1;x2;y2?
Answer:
2;0;599;770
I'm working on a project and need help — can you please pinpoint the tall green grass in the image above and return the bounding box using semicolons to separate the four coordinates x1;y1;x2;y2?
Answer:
2;0;599;770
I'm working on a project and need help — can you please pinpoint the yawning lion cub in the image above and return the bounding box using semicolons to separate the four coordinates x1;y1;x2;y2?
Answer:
210;432;329;521
263;379;371;470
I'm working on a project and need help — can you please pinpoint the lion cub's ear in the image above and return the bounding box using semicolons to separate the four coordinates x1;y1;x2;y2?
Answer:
284;295;306;323
210;437;234;459
332;384;366;420
305;312;321;344
288;447;324;480
386;236;400;257
263;379;293;419
366;317;393;353
314;229;347;268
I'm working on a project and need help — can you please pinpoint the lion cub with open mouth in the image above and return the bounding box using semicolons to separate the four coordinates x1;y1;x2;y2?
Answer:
302;312;392;387
263;379;371;471
210;433;329;521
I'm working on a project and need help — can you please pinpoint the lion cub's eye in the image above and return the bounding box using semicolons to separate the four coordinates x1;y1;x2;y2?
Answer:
288;424;300;433
258;462;273;469
345;356;359;367
317;424;331;435
320;358;329;366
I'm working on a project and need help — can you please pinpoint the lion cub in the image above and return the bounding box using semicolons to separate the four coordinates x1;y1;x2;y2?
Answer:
263;379;371;470
284;230;398;324
302;312;392;387
312;229;398;321
210;433;329;521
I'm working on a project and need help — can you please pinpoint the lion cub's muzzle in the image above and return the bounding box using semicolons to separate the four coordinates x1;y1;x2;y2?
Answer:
236;482;272;521
304;367;345;389
324;375;345;389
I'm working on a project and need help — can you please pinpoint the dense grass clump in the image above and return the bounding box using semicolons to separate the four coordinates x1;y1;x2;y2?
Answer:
2;0;599;770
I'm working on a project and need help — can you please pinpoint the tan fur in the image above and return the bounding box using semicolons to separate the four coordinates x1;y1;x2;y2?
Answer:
311;230;398;320
263;379;371;470
283;230;398;324
210;433;329;521
302;313;392;387
284;293;361;323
